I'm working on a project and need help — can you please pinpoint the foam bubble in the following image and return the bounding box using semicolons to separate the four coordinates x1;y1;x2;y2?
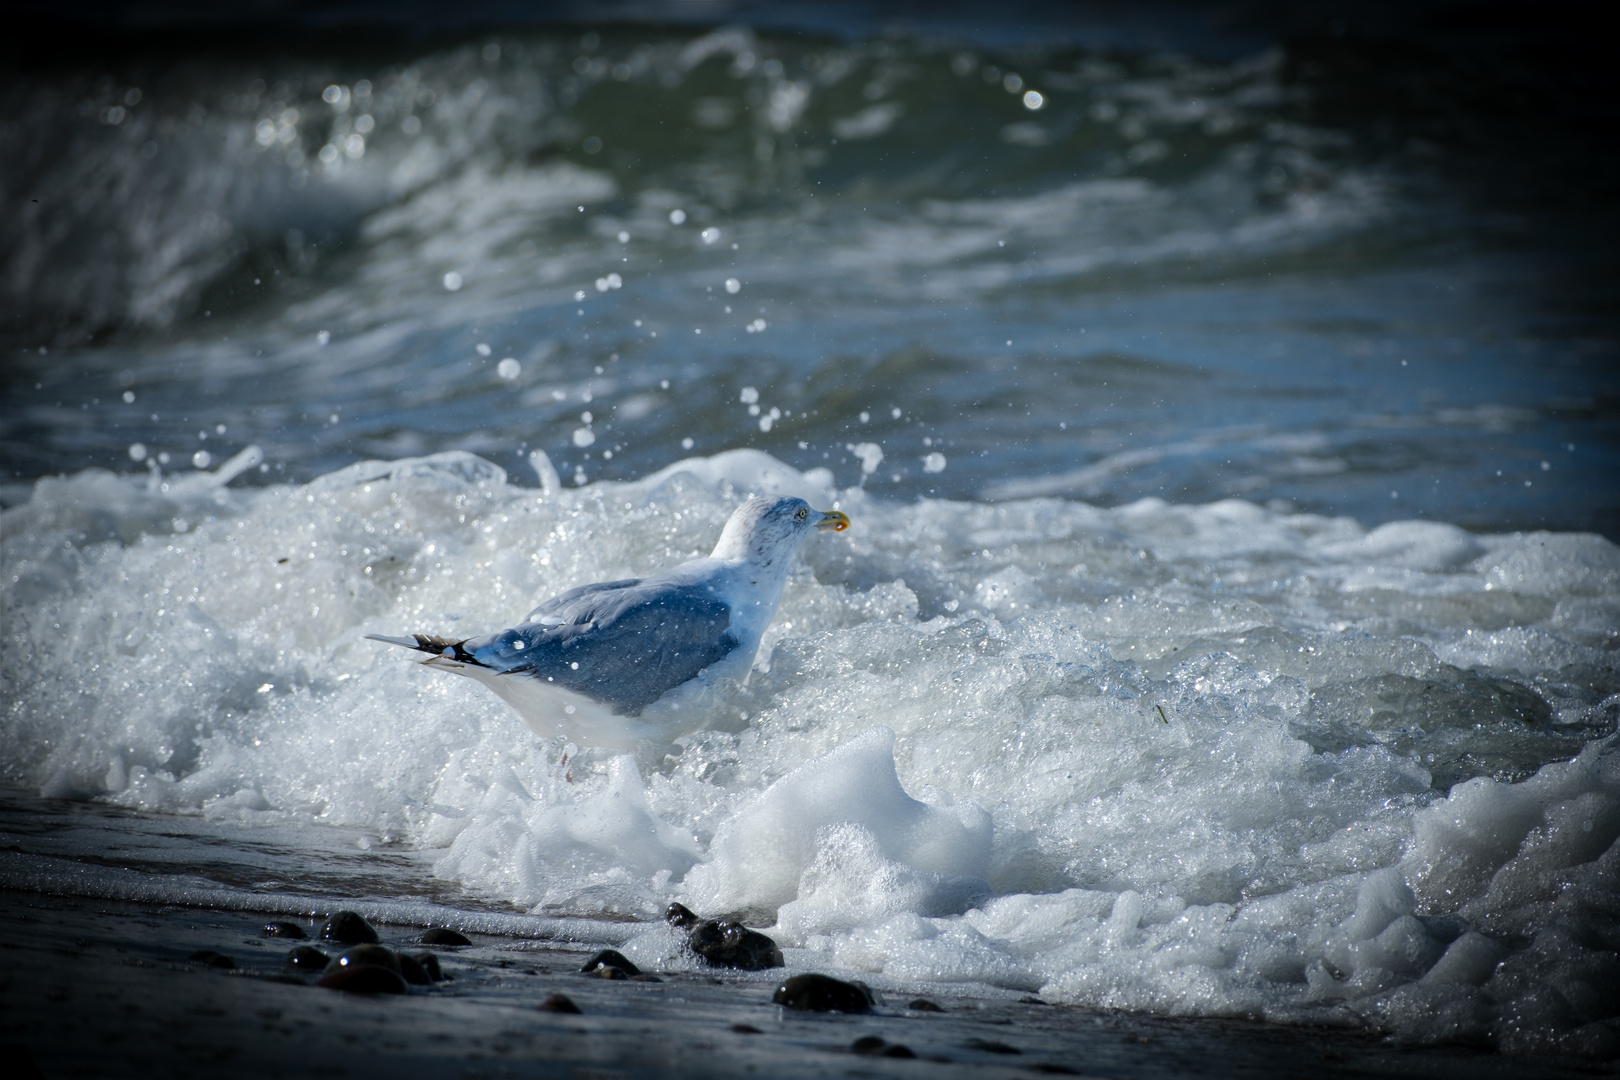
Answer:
683;728;991;921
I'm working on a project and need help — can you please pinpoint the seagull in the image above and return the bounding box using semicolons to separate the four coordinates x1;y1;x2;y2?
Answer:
367;495;850;747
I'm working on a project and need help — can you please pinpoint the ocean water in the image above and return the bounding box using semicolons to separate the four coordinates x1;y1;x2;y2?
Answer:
4;9;1616;533
3;4;1619;1062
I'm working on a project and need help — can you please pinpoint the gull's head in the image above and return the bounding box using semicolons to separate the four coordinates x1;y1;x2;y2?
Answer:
712;495;850;565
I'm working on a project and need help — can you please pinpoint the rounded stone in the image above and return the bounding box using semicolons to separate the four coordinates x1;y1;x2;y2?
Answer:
321;910;379;945
407;951;443;981
188;949;234;969
580;948;639;977
664;902;699;929
285;946;329;971
324;944;400;975
421;927;472;947
397;952;431;986
963;1037;1021;1054
262;921;307;939
690;919;784;971
317;965;408;994
907;998;945;1012
538;993;582;1014
772;973;874;1013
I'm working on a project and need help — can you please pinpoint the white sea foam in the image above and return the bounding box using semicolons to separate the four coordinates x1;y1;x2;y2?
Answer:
2;450;1616;1054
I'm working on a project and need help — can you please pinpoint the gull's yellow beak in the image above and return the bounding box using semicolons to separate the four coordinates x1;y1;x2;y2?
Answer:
816;509;851;532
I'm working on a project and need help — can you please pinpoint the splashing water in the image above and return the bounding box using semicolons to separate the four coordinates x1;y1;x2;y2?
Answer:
3;447;1616;1055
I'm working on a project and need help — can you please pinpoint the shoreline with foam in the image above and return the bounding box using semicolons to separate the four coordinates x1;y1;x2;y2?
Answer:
3;448;1617;1057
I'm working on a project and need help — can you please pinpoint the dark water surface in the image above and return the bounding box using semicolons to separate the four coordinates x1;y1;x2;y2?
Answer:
2;1;1616;535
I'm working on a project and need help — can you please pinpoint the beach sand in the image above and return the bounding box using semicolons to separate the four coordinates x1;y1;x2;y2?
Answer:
4;891;1605;1080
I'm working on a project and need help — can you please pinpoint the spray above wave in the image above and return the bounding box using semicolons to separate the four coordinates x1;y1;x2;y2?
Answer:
3;448;1617;1054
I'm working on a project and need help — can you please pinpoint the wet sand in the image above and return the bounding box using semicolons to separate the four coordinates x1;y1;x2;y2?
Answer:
3;891;1605;1080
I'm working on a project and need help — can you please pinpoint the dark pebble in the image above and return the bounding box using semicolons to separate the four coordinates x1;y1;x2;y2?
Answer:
907;998;945;1012
850;1034;919;1058
262;921;307;940
321;910;379;945
664;901;698;929
772;973;874;1014
285;946;328;971
1027;1065;1082;1075
188;949;234;969
421;927;471;947
580;949;640;977
963;1037;1021;1054
325;944;400;975
407;951;443;981
317;965;407;994
397;952;431;986
538;993;582;1014
731;1024;762;1034
690;919;784;971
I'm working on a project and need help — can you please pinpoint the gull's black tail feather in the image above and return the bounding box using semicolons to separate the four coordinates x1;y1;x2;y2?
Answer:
365;633;483;666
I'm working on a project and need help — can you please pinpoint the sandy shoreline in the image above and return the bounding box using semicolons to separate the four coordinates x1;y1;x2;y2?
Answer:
4;891;1607;1080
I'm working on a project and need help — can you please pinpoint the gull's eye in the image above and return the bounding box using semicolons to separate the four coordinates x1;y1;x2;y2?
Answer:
795;508;808;520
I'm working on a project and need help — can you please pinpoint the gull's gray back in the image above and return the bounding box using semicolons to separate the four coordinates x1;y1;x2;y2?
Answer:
462;577;738;716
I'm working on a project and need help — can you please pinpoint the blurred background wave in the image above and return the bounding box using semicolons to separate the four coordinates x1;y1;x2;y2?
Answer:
2;0;1615;535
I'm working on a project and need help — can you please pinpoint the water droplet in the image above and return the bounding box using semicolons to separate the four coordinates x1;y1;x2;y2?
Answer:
443;271;463;291
725;278;741;294
847;442;884;475
669;208;686;225
497;358;521;380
